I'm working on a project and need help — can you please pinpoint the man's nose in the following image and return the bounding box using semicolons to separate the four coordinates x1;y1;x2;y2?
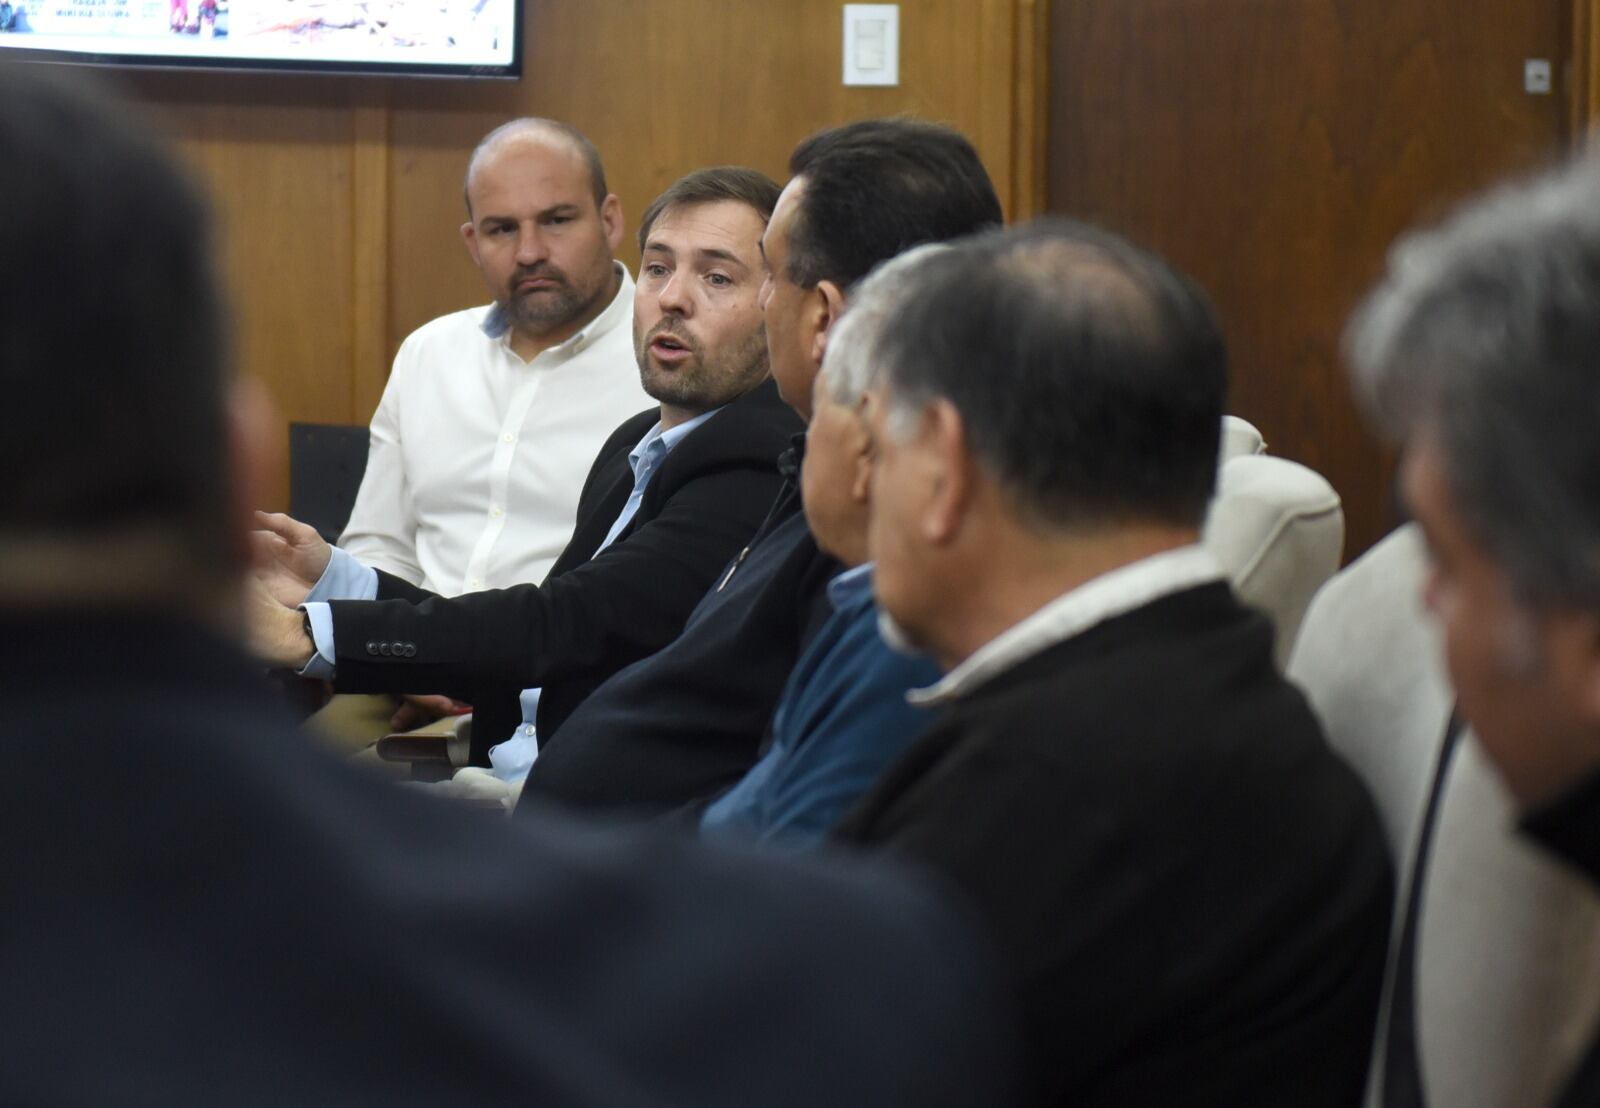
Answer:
657;269;693;315
515;224;549;265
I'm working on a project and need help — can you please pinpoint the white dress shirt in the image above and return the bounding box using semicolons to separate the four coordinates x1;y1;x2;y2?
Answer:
339;263;652;595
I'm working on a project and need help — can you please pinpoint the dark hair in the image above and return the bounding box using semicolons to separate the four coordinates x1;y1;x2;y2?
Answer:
636;166;782;253
464;118;609;214
879;219;1226;530
785;118;1002;290
0;67;231;571
1348;154;1600;610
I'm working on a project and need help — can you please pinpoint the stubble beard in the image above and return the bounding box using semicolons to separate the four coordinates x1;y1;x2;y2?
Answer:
503;261;612;338
635;321;769;412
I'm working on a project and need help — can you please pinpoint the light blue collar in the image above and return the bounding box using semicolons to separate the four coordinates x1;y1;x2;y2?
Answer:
629;406;720;475
826;561;874;607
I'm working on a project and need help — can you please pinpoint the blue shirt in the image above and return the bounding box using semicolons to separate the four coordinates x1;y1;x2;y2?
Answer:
700;564;941;847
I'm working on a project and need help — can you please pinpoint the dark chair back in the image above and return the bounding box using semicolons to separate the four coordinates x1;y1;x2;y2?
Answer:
288;422;370;542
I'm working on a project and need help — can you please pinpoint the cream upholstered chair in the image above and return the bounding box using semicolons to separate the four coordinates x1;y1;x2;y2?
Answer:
1287;524;1600;1108
1201;417;1343;668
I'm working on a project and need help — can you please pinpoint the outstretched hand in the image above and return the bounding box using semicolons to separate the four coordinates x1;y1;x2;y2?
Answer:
252;510;333;607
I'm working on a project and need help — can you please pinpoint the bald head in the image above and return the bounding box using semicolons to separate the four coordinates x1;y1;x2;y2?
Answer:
464;118;608;217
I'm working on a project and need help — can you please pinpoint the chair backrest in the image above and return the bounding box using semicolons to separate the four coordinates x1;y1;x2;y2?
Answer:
288;422;370;543
1287;524;1600;1108
1201;443;1343;668
1219;413;1266;463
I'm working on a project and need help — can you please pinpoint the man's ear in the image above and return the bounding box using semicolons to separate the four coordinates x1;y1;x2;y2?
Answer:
460;220;481;267
809;279;848;367
921;398;972;546
848;409;874;506
600;193;625;253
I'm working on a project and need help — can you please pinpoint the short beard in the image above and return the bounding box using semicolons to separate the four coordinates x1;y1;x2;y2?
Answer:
503;262;614;338
636;324;769;412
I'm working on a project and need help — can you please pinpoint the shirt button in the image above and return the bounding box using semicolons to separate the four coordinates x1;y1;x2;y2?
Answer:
490;505;503;518
468;577;484;589
523;725;536;736
503;432;516;444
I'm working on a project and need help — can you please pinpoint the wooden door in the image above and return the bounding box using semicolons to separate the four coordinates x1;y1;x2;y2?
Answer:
1048;0;1569;556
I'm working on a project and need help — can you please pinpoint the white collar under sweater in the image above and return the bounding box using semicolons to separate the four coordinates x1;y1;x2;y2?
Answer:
908;544;1223;707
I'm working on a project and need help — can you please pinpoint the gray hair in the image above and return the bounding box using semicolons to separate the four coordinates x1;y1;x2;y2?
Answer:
1346;153;1600;609
463;118;607;214
819;243;953;407
873;219;1225;532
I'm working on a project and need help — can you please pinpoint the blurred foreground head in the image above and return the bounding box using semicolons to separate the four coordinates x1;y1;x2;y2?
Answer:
0;66;250;610
1347;154;1600;806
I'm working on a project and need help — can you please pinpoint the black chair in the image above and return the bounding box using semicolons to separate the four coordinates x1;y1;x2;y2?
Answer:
288;422;370;542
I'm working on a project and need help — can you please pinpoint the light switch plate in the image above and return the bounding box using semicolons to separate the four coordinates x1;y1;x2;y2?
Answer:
1525;58;1552;95
843;4;899;87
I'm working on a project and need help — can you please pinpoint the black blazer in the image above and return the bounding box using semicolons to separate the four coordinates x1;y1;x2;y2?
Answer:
327;377;801;762
1;612;1020;1106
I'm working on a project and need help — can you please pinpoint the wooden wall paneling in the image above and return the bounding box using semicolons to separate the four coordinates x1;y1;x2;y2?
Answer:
1048;0;1568;557
111;2;1037;503
383;0;1033;368
350;89;393;424
125;74;362;509
1576;0;1600;137
1011;0;1050;221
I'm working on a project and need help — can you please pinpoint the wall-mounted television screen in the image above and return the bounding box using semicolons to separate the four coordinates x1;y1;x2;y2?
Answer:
0;0;520;77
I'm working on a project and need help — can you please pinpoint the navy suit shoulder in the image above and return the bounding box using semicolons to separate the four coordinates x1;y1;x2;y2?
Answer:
331;378;802;762
0;613;1021;1106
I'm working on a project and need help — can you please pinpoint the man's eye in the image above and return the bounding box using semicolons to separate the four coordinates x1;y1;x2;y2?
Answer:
707;273;732;288
643;263;669;278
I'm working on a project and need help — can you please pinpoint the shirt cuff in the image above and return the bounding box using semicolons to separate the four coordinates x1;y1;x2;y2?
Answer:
297;602;338;680
306;544;379;603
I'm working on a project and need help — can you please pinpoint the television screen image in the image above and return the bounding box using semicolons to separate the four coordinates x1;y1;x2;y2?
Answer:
0;0;521;77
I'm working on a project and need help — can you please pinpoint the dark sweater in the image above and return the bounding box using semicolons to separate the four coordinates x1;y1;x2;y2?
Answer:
0;610;1020;1106
520;437;843;819
837;582;1394;1107
1524;771;1600;1108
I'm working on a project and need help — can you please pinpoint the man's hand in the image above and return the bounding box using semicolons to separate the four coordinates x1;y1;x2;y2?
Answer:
247;576;316;669
252;510;333;608
390;693;473;733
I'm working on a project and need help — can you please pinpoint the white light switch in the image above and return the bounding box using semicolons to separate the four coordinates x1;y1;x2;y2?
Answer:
1525;58;1552;95
844;4;899;87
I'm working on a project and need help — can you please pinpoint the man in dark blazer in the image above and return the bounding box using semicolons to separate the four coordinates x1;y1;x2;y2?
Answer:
833;222;1393;1106
0;66;1019;1106
254;168;800;768
515;118;1006;818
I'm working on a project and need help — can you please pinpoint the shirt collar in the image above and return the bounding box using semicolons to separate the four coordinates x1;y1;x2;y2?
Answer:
909;544;1223;706
826;562;875;607
627;405;721;477
480;262;635;356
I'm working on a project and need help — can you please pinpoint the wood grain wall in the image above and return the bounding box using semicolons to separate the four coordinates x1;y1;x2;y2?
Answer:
110;0;1044;510
1049;0;1572;557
